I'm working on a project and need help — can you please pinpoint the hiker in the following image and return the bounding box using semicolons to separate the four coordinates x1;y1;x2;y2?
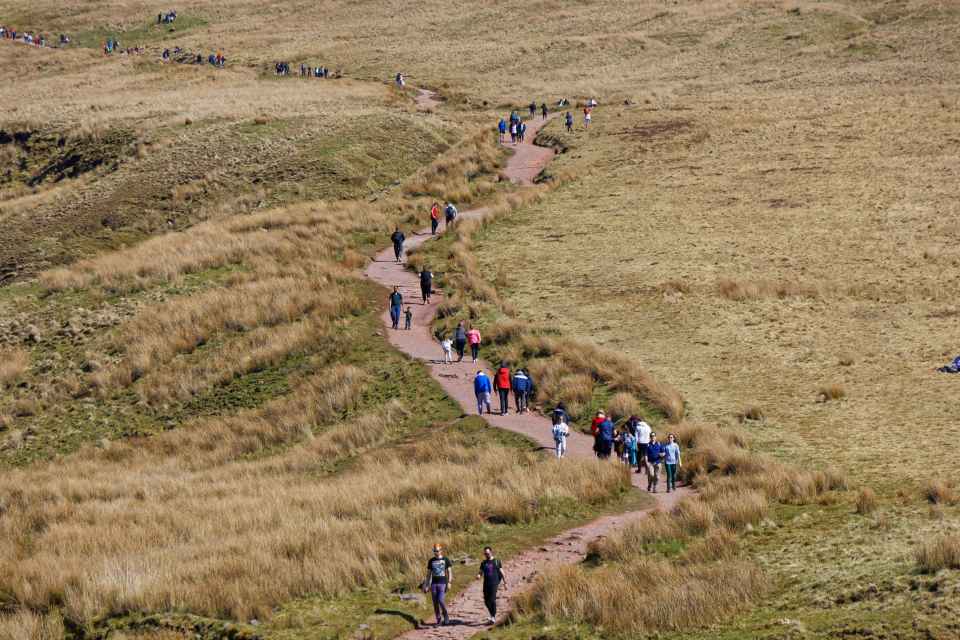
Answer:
509;121;517;144
565;111;573;132
453;321;467;361
528;101;536;117
664;433;682;492
420;268;433;304
510;110;519;126
389;286;403;330
444;202;457;229
498;118;506;143
474;370;492;415
395;72;405;87
592;411;614;460
493;362;511;415
477;546;506;625
646;432;665;492
467;326;482;363
424;544;453;626
584;106;592;128
541;103;548;119
430;202;440;235
552;412;569;459
936;355;960;373
440;335;453;364
624;428;638;468
404;306;413;330
634;415;651;475
390;227;405;263
512;368;531;413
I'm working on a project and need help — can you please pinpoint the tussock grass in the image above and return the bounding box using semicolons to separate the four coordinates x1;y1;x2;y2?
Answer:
716;278;819;301
516;558;767;633
402;129;503;205
916;535;960;573
0;348;30;388
0;610;63;640
856;487;878;515
923;479;957;505
817;384;846;402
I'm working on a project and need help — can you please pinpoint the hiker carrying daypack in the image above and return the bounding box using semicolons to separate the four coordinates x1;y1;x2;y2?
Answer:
444;203;457;228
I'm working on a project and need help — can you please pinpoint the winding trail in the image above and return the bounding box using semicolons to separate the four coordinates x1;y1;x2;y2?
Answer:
366;91;690;639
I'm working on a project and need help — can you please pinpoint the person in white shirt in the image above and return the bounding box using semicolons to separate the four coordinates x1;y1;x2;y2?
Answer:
633;415;652;475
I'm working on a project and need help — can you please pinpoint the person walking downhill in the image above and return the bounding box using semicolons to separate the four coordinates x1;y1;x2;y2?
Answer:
474;369;492;415
477;546;506;625
453;321;467;362
390;227;405;263
466;325;482;363
404;306;413;330
541;102;548;119
512;368;531;413
552;412;569;459
565;111;574;132
528;101;536;118
664;433;682;492
494;362;511;415
420;267;433;304
424;544;453;627
430;202;440;235
498;117;506;143
646;432;665;492
388;286;403;330
633;415;651;475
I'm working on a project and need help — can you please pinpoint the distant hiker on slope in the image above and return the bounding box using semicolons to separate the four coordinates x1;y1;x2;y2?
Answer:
664;433;682;492
474;369;493;415
430;201;440;235
424;544;453;626
552;412;569;459
419;267;433;304
541;103;548;119
498;117;506;143
389;285;403;330
444;202;458;230
512;368;531;413
565;111;573;132
528;101;536;118
477;546;507;625
395;72;405;88
633;415;652;475
440;334;453;364
467;325;482;363
453;321;467;361
493;361;511;415
594;411;614;460
646;432;665;492
583;106;592;128
404;306;413;330
390;227;405;263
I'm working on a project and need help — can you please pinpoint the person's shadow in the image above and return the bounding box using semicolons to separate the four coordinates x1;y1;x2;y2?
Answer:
374;609;421;630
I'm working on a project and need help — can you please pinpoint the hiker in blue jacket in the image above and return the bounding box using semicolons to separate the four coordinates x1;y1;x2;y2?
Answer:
498;118;506;143
474;370;492;415
511;369;532;413
645;433;666;492
596;415;615;460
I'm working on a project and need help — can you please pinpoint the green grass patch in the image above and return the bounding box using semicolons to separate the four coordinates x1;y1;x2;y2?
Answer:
71;16;208;49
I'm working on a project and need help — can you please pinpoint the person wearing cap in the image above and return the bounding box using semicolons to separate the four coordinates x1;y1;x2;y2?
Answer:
424;544;453;626
511;369;531;413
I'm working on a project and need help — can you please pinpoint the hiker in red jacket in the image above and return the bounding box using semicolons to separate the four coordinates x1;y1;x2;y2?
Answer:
493;362;511;415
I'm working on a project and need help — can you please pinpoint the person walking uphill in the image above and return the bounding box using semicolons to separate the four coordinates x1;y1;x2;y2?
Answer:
420;267;433;304
512;368;531;413
493;362;511;415
498;117;506;143
467;326;482;363
453;321;467;362
474;370;492;415
390;227;405;263
424;544;453;626
430;202;440;235
388;286;403;330
477;546;507;625
646;432;665;492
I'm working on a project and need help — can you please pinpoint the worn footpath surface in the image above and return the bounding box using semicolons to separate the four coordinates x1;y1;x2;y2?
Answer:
366;93;690;639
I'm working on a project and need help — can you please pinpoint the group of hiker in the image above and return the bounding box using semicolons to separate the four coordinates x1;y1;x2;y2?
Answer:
472;359;533;416
162;47;224;66
496;98;597;140
586;410;681;492
275;62;336;78
157;10;178;24
0;27;66;47
423;544;506;627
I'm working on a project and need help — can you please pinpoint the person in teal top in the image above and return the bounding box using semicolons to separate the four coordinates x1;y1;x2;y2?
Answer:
663;433;682;493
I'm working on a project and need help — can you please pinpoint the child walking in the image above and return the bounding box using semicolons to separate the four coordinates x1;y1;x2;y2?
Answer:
404;307;413;330
552;414;569;459
440;336;453;364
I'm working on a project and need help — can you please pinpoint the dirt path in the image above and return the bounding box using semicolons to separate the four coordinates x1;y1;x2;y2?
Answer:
365;97;690;638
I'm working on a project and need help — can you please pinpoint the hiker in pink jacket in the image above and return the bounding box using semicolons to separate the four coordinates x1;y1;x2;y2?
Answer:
466;327;482;363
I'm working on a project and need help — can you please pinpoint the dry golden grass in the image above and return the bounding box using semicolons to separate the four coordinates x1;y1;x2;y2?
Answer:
716;278;819;301
817;384;846;402
916;535;960;573
856;487;878;515
516;558;767;634
0;347;29;388
922;479;957;505
0;610;63;640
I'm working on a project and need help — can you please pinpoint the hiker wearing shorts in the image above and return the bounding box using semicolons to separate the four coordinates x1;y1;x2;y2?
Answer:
420;268;433;304
424;544;453;626
664;433;682;492
388;286;403;330
477;546;506;625
633;415;651;475
430;202;440;235
466;326;481;363
390;227;405;263
474;370;492;415
453;321;467;361
646;432;665;492
493;362;511;415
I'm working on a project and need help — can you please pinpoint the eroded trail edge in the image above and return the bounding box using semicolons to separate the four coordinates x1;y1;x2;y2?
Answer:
365;94;689;639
